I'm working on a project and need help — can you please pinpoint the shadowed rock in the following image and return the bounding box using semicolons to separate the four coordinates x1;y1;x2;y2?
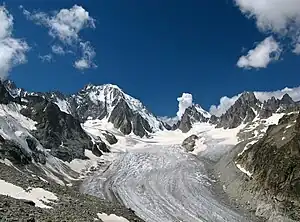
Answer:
182;135;199;152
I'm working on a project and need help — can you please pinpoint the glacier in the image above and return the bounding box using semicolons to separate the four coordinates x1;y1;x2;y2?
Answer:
81;122;254;222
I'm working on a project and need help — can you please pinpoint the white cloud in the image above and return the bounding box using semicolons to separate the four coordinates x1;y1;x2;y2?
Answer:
177;93;193;118
51;45;65;55
234;0;300;34
74;59;89;70
234;0;300;57
23;5;95;44
0;6;29;80
237;36;281;69
210;86;300;116
39;54;53;62
22;5;96;70
74;41;96;70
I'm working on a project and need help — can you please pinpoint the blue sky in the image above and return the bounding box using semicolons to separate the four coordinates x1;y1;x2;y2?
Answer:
3;0;300;117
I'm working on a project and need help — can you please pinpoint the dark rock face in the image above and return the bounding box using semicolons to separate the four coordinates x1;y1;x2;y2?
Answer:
0;81;17;104
178;106;209;133
0;140;32;165
132;113;152;137
109;99;133;135
107;98;154;137
209;115;219;125
20;96;93;162
217;92;261;129
182;135;199;152
25;137;46;164
258;96;279;119
236;112;300;220
259;94;298;119
102;131;118;145
91;140;109;157
178;114;192;133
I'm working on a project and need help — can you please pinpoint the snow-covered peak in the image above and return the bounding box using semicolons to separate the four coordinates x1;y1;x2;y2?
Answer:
194;104;211;119
76;83;163;132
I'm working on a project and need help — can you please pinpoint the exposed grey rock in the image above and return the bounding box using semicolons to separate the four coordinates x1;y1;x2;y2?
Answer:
209;115;219;125
102;130;118;145
0;81;19;104
162;122;172;130
132;113;152;137
234;112;300;221
258;96;279;119
0;140;32;165
109;99;133;135
25;137;47;164
178;113;192;133
182;135;199;152
217;92;261;129
171;121;180;130
178;106;209;133
20;96;93;162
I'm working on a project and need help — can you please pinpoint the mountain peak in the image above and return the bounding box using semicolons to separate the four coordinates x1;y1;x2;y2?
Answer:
194;104;211;118
281;93;294;104
238;91;257;105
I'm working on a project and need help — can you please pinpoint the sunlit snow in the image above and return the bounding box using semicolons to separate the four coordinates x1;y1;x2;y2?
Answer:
0;179;57;208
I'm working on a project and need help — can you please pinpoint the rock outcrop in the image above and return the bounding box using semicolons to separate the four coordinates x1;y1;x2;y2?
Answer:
181;135;199;152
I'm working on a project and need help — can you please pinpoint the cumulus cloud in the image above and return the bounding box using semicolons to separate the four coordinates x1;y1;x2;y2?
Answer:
234;0;300;65
177;93;193;118
0;6;29;80
74;41;96;70
39;54;53;63
237;36;281;69
51;45;65;55
234;0;300;34
22;5;95;44
210;86;300;116
22;5;96;69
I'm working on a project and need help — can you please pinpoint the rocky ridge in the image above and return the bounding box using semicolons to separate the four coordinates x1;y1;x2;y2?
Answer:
174;91;300;133
5;81;164;138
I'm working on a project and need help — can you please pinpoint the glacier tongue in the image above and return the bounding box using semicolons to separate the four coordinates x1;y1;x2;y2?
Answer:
82;145;248;222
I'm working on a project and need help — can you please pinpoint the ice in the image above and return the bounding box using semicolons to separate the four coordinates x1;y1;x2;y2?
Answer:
83;145;247;222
